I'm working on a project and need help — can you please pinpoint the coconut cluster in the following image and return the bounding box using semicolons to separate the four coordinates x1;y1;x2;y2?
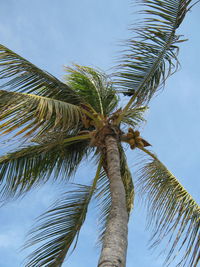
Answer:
126;128;145;149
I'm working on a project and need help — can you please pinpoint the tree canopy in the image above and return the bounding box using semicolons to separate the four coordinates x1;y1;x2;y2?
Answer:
0;0;199;266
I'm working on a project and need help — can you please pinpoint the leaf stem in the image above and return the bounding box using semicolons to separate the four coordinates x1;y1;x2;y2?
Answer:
116;92;139;125
63;134;91;143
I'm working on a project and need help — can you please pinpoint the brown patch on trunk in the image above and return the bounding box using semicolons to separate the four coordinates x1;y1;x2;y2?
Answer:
90;125;121;148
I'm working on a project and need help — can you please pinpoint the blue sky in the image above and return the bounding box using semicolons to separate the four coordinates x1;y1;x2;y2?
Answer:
0;0;199;266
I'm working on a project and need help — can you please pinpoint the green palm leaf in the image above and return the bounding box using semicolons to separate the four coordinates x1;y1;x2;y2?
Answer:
0;134;90;200
0;44;80;103
24;161;102;267
94;168;111;244
95;147;134;244
116;0;193;104
23;185;92;267
121;106;147;129
0;90;81;138
138;149;200;266
65;64;118;115
120;147;134;214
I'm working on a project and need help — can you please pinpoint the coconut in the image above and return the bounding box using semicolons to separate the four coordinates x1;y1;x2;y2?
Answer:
135;136;142;143
127;132;133;139
129;139;135;146
134;130;140;137
130;144;136;149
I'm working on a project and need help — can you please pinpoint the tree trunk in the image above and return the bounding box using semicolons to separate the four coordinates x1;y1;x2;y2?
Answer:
98;135;128;267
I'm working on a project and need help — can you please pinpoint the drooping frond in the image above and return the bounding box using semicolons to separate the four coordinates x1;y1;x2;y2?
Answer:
95;168;111;244
0;44;80;103
119;146;134;214
121;106;147;129
65;64;119;115
116;0;194;104
0;134;90;200
0;90;81;138
24;185;93;267
137;149;200;266
95;147;134;244
24;161;102;267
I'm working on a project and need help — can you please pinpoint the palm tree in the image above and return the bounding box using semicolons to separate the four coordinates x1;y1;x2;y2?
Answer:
0;0;199;266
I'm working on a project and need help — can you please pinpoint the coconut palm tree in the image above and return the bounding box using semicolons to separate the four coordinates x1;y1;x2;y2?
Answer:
0;0;199;266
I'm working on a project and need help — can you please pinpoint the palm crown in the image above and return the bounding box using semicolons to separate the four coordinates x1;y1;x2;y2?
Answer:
0;0;199;266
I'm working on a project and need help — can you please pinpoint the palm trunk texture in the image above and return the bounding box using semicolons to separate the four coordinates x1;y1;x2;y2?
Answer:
98;135;129;267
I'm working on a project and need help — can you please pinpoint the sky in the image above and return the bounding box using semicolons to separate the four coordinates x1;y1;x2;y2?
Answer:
0;0;199;266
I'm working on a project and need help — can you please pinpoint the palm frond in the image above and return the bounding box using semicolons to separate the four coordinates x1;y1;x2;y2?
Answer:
137;149;200;266
0;135;90;200
94;168;111;245
95;147;134;244
24;161;102;267
65;64;119;115
116;0;194;104
121;106;147;129
0;90;81;138
120;146;134;214
24;185;92;267
0;44;80;103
